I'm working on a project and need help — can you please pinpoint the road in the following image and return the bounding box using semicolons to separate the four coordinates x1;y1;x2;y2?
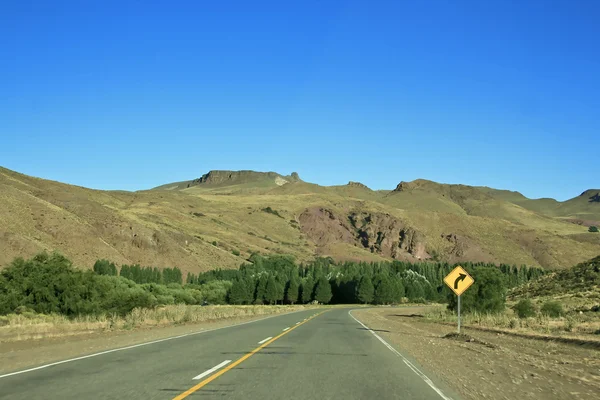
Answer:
0;308;458;400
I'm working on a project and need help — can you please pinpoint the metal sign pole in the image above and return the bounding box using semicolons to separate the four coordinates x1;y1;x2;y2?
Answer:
457;295;461;334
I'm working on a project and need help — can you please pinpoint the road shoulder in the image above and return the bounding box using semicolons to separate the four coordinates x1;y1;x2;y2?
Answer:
352;307;600;400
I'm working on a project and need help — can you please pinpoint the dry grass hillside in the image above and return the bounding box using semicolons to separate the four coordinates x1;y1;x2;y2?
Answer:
510;255;600;312
1;167;599;274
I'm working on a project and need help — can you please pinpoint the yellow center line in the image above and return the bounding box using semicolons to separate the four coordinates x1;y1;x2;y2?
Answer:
172;311;327;400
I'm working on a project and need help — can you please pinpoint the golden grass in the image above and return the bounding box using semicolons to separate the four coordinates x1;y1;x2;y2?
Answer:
0;305;314;342
426;307;600;338
1;166;598;273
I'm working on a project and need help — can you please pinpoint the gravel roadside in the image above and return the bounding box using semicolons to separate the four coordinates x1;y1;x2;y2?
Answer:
352;307;600;400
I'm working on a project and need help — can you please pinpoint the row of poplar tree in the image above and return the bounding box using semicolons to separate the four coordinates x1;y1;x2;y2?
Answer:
93;260;184;285
188;255;544;306
94;254;544;306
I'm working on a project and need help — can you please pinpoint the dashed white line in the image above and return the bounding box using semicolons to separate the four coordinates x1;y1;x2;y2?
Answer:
258;337;272;344
295;322;301;325
193;360;231;380
0;308;310;380
283;327;290;331
348;310;453;400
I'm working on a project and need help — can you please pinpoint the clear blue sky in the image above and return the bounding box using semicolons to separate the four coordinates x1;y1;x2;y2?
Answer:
1;1;598;200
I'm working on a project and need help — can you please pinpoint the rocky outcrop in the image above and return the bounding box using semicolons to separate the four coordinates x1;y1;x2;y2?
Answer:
193;170;283;185
299;207;430;260
349;212;430;259
441;232;493;263
347;181;371;190
442;233;467;257
298;207;356;247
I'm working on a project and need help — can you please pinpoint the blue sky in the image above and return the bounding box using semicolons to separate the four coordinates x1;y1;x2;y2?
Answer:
1;1;598;200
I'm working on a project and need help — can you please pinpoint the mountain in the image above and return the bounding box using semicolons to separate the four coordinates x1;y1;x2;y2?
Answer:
1;166;598;274
152;170;301;193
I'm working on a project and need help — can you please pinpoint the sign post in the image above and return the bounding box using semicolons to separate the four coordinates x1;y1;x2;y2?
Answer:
444;266;474;334
457;295;461;333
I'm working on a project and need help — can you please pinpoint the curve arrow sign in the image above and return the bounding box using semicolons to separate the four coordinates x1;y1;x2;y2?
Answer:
454;273;466;290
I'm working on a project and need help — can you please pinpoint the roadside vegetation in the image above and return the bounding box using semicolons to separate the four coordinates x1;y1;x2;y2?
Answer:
428;256;600;339
0;304;309;342
0;252;543;317
2;250;597;344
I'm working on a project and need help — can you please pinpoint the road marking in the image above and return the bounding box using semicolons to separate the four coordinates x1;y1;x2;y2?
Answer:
173;311;326;400
0;309;312;380
258;337;272;344
283;327;290;331
193;360;231;380
295;322;300;325
348;310;453;400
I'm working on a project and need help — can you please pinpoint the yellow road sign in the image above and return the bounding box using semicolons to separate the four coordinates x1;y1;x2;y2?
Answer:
444;266;474;296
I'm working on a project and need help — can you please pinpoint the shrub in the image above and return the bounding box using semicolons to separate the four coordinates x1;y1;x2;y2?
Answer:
232;249;241;256
589;226;599;233
261;207;283;218
564;316;576;332
212;241;218;246
540;301;564;317
513;299;537;318
447;266;507;314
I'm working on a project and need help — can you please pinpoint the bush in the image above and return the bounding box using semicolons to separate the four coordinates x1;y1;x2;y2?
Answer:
541;301;564;317
212;241;218;246
261;207;283;218
232;249;241;256
513;299;537;318
447;266;507;314
589;226;599;233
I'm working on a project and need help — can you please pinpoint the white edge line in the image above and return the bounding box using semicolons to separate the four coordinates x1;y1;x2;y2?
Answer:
348;310;453;400
295;322;300;325
193;360;231;380
283;327;290;331
0;308;312;379
258;336;272;344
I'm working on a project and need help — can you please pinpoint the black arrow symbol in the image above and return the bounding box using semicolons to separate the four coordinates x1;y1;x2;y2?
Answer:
454;273;466;289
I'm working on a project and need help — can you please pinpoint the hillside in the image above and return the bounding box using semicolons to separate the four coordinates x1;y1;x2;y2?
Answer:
1;166;599;274
510;256;600;311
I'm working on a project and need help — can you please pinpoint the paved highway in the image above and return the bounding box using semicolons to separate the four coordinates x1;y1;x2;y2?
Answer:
0;308;458;399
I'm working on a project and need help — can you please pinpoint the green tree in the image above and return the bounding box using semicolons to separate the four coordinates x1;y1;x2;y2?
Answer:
93;259;117;276
314;277;332;304
394;279;405;302
254;275;268;304
264;276;279;305
300;276;314;303
406;281;425;301
447;267;507;314
119;264;131;280
374;277;394;305
357;276;374;304
513;299;537;318
228;279;249;305
244;278;256;304
285;276;300;305
590;226;599;233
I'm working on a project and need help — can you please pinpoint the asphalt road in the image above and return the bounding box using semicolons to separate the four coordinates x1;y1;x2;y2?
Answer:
0;308;459;400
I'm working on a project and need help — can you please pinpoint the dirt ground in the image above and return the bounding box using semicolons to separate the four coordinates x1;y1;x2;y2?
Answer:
0;312;290;375
353;307;600;400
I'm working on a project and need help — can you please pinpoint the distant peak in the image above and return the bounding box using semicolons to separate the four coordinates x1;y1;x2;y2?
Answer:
580;189;600;196
393;179;434;192
583;190;600;203
347;181;371;190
